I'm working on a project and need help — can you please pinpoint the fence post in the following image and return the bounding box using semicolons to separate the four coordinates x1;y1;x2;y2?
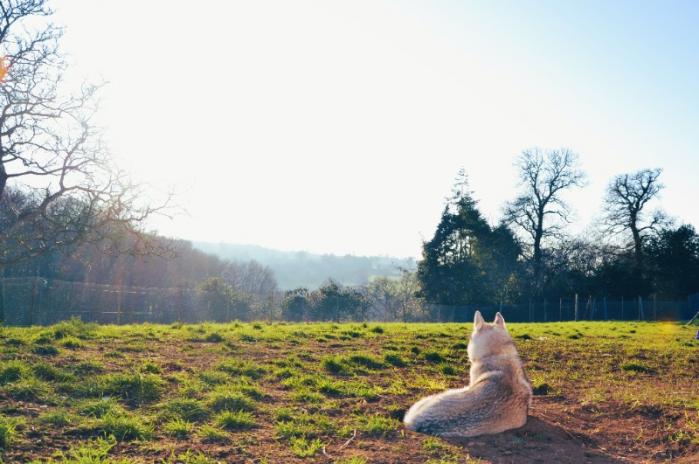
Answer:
621;296;624;320
559;297;562;321
543;299;548;322
638;296;643;321
28;276;39;326
574;293;579;321
653;295;657;321
117;286;123;325
603;296;608;321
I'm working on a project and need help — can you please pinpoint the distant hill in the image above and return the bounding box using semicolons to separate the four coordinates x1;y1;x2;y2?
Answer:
193;242;416;290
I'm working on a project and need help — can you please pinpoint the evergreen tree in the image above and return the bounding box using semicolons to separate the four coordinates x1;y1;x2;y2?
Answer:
418;171;521;305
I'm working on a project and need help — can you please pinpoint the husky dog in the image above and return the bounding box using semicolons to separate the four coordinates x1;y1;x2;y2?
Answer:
404;311;532;437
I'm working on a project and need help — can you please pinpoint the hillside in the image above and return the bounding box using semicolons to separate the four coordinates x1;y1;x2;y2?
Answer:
194;242;416;290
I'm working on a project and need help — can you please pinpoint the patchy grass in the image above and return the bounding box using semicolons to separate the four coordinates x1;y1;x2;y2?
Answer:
0;321;695;463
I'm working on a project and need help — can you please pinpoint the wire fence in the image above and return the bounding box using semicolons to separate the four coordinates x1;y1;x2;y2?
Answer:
0;277;199;326
426;294;697;323
1;277;697;326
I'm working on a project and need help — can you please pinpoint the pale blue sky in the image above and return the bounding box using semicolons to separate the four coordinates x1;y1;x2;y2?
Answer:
54;1;698;257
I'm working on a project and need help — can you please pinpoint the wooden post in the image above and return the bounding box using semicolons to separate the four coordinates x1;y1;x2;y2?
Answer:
543;299;548;322
653;294;657;321
559;297;563;321
638;296;643;321
603;296;608;321
574;294;579;321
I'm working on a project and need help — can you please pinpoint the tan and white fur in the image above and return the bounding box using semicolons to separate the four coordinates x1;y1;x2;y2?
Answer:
403;311;532;437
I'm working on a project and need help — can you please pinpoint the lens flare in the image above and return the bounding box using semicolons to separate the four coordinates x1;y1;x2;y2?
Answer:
0;57;7;81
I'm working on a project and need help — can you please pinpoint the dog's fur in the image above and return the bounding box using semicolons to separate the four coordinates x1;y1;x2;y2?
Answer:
403;311;532;437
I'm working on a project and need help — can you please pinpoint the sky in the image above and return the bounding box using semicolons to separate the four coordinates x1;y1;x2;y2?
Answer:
52;0;699;258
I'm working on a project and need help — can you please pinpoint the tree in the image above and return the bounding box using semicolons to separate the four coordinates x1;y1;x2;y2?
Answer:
504;148;585;296
603;168;667;269
310;280;368;321
0;0;163;267
197;277;249;321
281;287;310;321
645;225;699;298
418;171;521;306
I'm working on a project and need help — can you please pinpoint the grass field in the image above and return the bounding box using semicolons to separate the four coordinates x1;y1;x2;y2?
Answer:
0;319;697;463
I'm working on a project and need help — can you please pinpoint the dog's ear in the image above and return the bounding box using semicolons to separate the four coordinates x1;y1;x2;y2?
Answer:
473;310;485;331
494;312;506;329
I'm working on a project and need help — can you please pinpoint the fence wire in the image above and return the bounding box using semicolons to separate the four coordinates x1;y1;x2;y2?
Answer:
0;277;696;326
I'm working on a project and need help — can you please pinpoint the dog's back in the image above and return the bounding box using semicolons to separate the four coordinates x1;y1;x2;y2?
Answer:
404;311;531;437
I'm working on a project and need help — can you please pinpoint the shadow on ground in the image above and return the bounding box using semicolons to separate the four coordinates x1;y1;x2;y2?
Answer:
444;416;623;464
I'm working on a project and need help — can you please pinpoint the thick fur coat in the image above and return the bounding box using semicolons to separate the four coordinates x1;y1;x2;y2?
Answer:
403;311;532;437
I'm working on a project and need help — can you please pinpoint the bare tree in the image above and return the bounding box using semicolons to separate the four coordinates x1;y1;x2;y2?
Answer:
603;168;667;268
0;0;166;266
504;148;585;295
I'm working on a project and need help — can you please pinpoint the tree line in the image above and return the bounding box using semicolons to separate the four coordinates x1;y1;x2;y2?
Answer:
418;149;699;309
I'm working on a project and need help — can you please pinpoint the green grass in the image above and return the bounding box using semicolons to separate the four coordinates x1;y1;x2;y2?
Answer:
215;410;256;431
0;321;695;462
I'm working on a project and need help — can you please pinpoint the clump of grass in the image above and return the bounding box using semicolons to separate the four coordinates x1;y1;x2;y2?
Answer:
164;418;195;439
423;351;446;363
216;410;256;431
621;362;654;373
322;356;352;376
275;412;335;439
51;317;96;340
140;360;161;374
60;336;85;349
199;424;230;443
165;398;210;422
440;364;457;375
198;370;229;386
0;415;17;449
347;354;385;370
370;326;384;334
79;398;123;418
335;458;368;464
39;410;75;426
100;373;164;404
32;344;59;356
216;359;266;379
5;378;51;402
33;362;72;382
291;388;324;403
0;360;27;384
290;437;323;457
45;436;116;463
208;389;255;412
359;415;401;436
73;360;105;375
204;332;224;343
384;354;407;367
93;413;152;441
